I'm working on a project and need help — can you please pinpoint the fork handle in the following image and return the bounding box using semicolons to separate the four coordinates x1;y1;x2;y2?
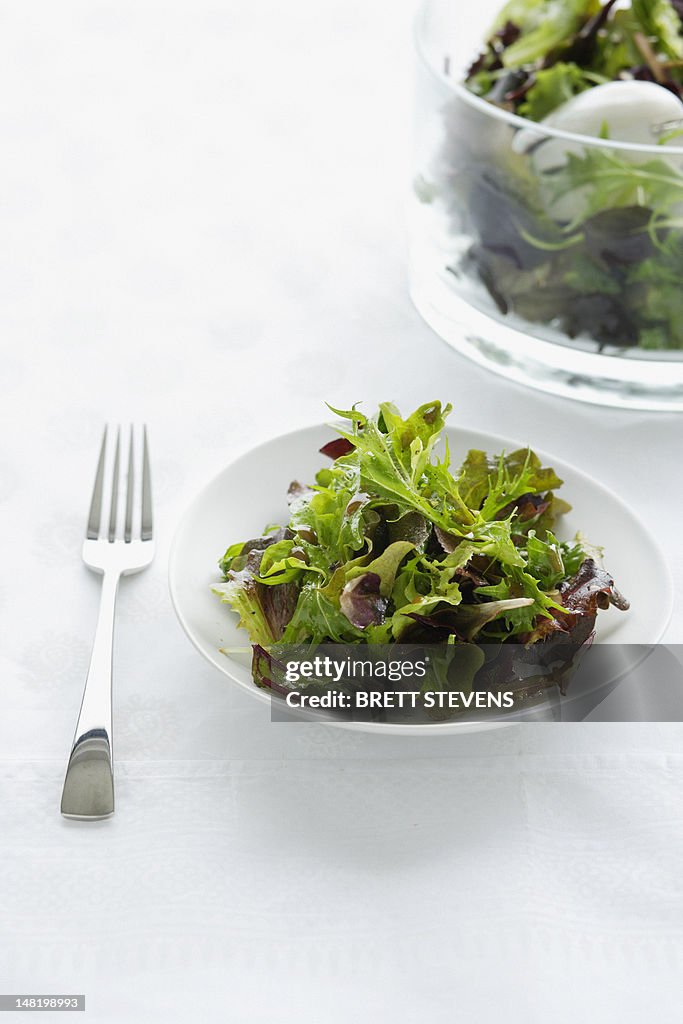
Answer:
61;571;120;819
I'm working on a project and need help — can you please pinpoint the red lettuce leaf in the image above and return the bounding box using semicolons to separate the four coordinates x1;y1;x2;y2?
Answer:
558;558;629;613
339;572;387;628
319;437;355;460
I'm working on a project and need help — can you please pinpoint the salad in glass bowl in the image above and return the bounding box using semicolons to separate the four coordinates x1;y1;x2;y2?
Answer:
411;0;683;408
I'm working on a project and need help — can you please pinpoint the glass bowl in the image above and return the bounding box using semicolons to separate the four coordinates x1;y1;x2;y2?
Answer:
411;0;683;410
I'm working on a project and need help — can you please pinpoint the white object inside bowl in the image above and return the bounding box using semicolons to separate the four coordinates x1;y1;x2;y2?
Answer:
513;80;683;221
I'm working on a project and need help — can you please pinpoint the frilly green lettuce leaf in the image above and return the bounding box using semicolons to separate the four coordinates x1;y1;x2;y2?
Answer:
519;62;592;120
281;584;366;644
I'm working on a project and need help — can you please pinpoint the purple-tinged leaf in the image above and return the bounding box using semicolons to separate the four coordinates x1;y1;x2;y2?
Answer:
319;437;355;460
558;558;629;613
340;572;387;629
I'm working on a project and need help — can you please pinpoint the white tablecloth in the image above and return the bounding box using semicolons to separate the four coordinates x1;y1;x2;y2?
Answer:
1;2;682;1021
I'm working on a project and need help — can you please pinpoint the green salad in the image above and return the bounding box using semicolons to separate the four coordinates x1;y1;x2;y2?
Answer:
213;402;627;691
466;0;683;118
441;0;683;350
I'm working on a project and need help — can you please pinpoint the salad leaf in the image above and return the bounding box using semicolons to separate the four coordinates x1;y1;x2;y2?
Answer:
345;540;415;597
492;0;599;67
331;402;473;532
281;584;366;644
288;478;365;564
519;62;592;120
319;437;354;460
558;0;620;65
558;558;630;612
525;530;567;587
445;595;537;639
632;0;683;59
213;551;298;645
257;539;325;586
546;148;683;230
339;573;387;629
457;447;563;518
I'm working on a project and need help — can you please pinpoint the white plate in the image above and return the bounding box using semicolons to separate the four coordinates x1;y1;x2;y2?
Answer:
169;424;673;734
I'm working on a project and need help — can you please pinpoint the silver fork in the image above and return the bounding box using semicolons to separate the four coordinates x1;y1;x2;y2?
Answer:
61;425;155;820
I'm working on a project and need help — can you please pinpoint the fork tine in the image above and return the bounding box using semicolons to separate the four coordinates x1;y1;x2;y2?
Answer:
87;427;108;540
141;425;153;541
108;427;121;543
124;427;135;543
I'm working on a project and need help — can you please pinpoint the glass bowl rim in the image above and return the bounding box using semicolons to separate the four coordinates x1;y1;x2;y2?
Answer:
414;0;683;156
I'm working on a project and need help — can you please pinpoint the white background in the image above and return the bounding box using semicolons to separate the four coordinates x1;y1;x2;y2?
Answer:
1;1;682;1021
